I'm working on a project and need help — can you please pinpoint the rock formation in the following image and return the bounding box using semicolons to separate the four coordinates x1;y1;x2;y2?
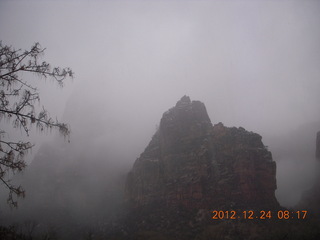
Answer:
125;96;279;210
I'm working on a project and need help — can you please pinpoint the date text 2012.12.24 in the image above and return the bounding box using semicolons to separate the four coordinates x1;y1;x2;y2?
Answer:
212;210;307;220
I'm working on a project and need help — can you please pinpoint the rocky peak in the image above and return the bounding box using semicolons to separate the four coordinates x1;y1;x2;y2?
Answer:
125;97;279;211
175;95;191;107
159;96;212;152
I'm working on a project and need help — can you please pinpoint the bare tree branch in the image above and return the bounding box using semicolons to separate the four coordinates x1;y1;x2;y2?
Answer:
0;41;73;208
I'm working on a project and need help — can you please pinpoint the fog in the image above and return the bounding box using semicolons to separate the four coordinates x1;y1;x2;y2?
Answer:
1;0;320;238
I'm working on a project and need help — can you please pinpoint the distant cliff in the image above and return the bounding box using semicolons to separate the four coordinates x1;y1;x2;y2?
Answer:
125;96;279;210
298;130;320;215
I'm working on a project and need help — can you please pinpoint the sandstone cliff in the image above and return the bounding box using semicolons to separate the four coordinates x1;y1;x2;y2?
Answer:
125;96;279;210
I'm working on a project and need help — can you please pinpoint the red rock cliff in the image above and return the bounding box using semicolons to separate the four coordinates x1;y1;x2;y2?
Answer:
125;96;279;210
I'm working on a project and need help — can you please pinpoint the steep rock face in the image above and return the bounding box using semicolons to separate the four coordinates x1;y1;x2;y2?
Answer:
125;96;279;210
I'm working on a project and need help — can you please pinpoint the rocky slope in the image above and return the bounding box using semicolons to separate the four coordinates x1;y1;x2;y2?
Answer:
125;96;279;211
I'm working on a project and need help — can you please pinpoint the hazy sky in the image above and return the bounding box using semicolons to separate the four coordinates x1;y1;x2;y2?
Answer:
1;0;319;135
2;0;320;137
1;0;320;206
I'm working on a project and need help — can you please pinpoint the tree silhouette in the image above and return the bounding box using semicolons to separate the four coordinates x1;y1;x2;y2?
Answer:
0;41;74;207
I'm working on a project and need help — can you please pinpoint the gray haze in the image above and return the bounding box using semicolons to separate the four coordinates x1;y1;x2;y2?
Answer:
1;0;320;209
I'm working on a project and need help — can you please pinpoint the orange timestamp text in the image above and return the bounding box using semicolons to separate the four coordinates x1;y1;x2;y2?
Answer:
212;210;307;220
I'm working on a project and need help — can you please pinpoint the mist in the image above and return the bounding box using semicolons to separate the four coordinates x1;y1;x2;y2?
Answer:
1;0;320;238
